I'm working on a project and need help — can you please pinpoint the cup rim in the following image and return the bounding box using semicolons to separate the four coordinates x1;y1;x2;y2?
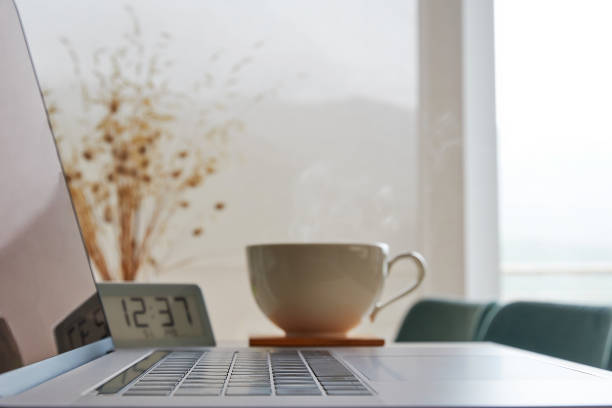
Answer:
246;242;389;251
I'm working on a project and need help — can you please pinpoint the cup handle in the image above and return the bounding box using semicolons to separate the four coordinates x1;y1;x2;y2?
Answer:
369;251;427;322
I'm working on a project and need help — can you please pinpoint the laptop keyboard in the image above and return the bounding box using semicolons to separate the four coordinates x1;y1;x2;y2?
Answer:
118;350;371;397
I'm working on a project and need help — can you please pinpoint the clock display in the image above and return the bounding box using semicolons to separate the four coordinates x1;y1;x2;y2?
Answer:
54;294;110;353
97;283;215;347
104;295;203;341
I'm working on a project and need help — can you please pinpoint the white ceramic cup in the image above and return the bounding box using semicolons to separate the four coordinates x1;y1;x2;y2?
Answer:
246;243;426;336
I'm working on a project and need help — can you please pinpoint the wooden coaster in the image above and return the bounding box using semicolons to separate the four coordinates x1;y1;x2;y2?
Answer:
249;335;385;347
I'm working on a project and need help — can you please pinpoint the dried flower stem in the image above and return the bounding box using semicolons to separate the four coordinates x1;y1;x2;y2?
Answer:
69;185;112;281
45;7;265;281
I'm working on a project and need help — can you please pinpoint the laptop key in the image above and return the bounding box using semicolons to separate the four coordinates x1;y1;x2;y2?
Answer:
317;375;358;380
174;389;222;396
134;384;178;389
187;375;227;379
177;386;223;391
276;383;318;387
225;387;272;396
324;386;368;391
179;383;224;388
124;390;171;396
275;375;312;379
276;388;322;396
326;389;372;396
182;381;225;386
319;379;361;387
229;384;271;388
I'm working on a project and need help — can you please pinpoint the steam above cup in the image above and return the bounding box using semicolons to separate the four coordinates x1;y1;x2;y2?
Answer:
246;243;426;336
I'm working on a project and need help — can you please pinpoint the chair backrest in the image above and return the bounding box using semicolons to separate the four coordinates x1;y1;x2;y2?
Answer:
395;298;498;342
483;301;612;369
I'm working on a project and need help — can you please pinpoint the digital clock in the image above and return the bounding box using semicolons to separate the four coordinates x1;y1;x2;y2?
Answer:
54;293;110;353
96;283;215;348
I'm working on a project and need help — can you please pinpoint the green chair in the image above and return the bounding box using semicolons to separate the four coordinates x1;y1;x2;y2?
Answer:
395;298;498;342
482;301;612;369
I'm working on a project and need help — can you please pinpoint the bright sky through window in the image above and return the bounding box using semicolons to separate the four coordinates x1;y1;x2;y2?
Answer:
495;0;612;267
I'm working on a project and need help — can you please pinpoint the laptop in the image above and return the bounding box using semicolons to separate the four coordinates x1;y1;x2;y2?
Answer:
2;0;612;406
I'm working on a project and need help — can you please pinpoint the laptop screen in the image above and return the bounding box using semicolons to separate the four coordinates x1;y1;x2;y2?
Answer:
0;0;110;375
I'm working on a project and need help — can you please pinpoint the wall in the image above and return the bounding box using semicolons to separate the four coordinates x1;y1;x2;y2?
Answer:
418;0;499;300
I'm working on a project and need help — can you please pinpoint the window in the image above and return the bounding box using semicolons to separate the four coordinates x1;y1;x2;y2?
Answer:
495;0;612;303
18;0;418;341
